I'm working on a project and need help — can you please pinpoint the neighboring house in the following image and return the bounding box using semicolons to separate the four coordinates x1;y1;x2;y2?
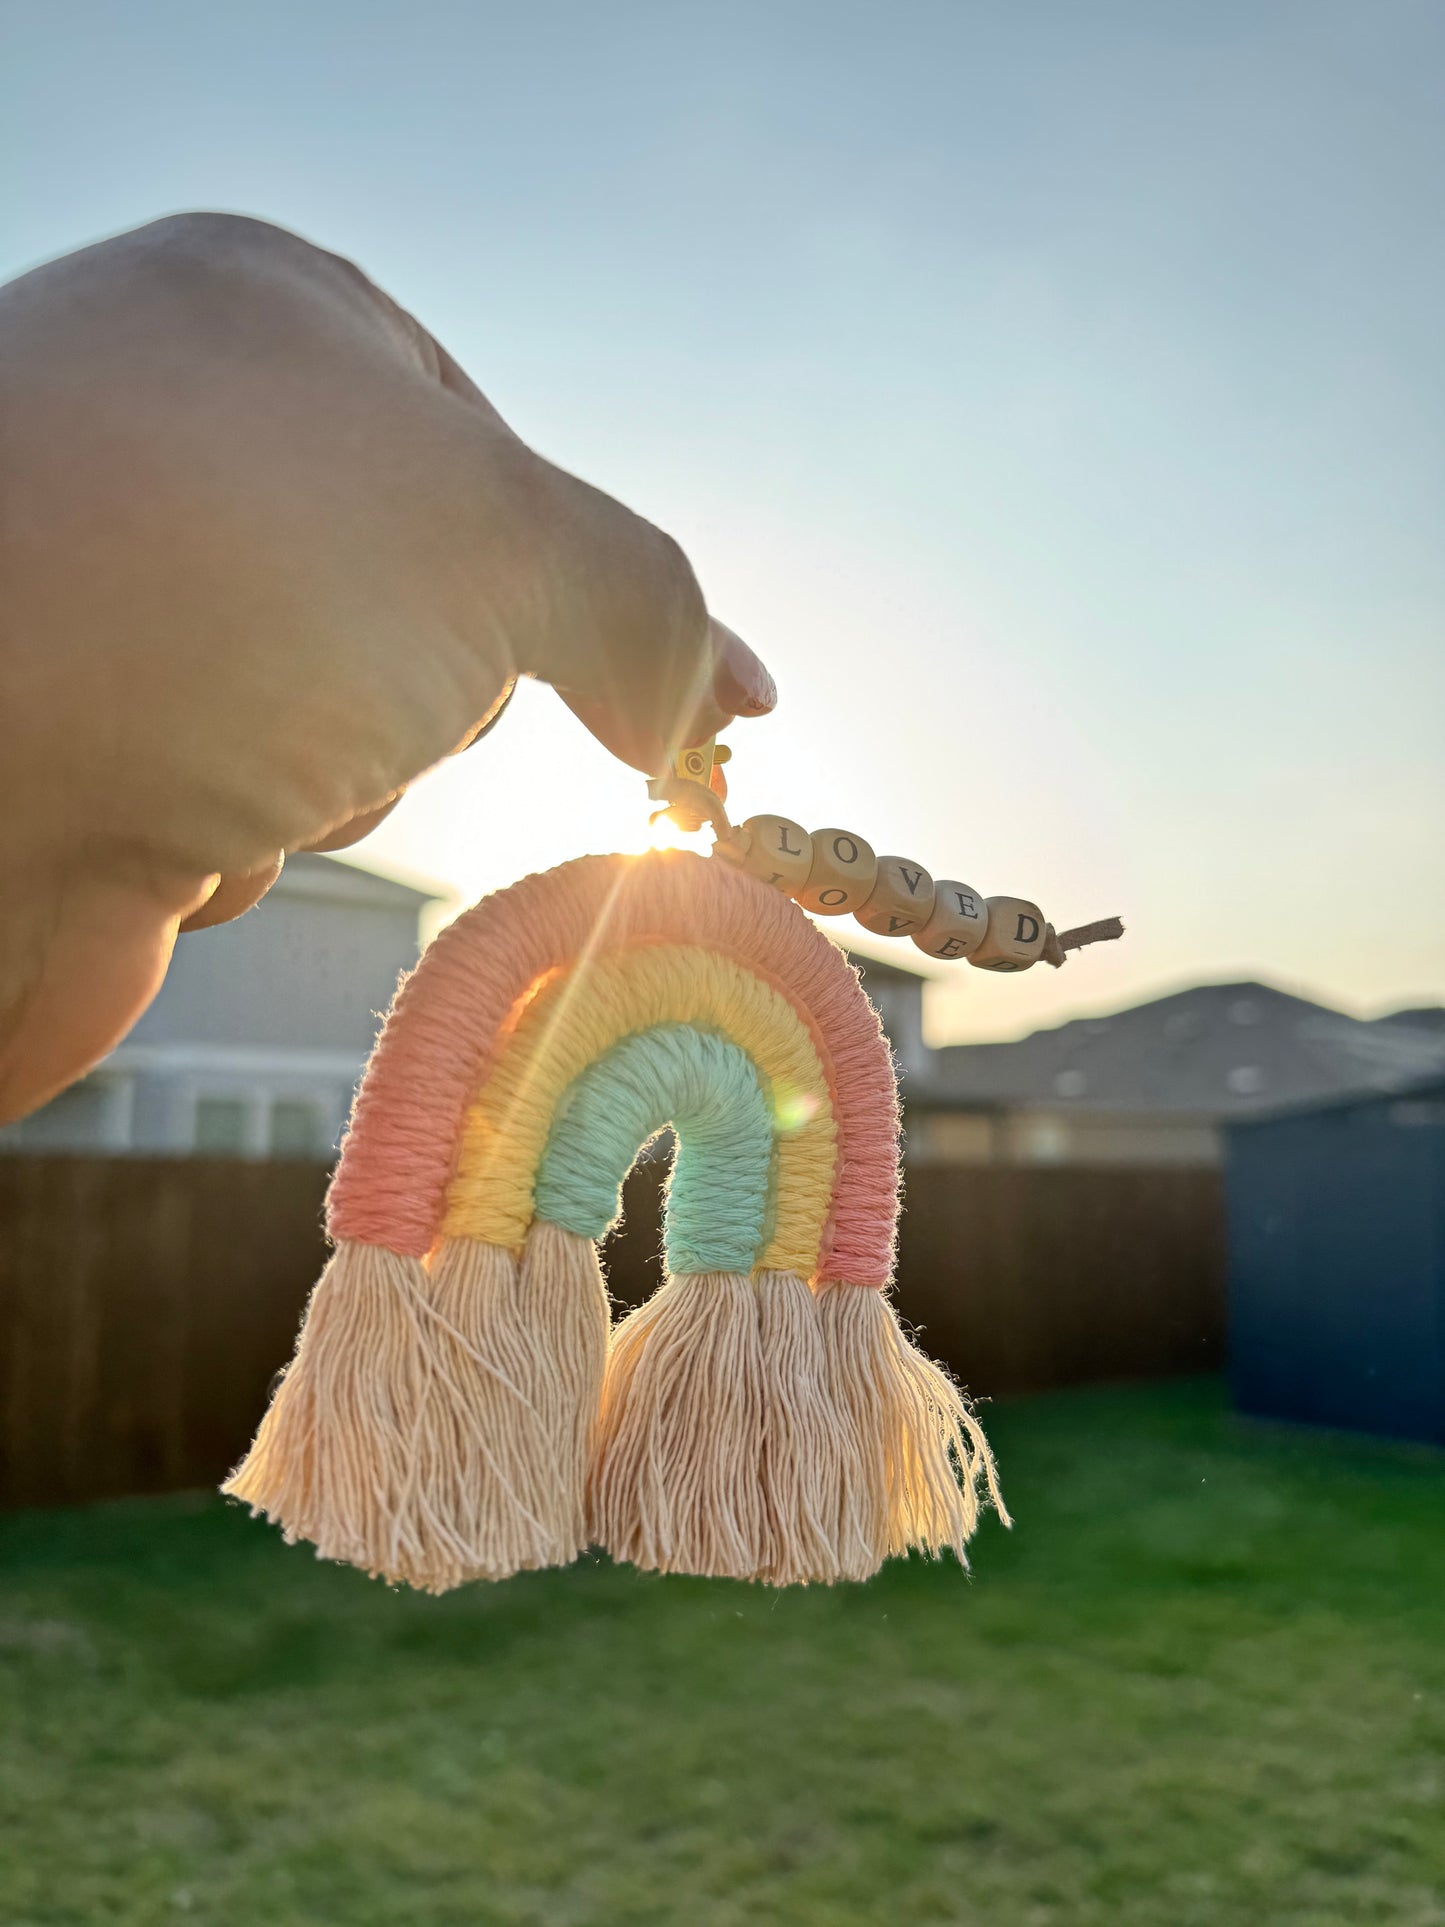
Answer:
846;950;931;1083
906;979;1445;1167
6;869;1441;1173
1376;1006;1445;1036
0;855;439;1158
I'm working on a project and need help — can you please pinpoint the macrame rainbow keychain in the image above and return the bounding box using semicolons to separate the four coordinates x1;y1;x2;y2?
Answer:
225;737;1122;1591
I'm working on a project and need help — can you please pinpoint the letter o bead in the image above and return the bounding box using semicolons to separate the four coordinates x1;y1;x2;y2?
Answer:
911;879;990;961
738;816;813;893
854;856;936;937
796;828;878;916
969;897;1048;972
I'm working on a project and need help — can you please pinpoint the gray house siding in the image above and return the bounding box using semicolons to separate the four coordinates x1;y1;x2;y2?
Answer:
126;877;419;1056
0;855;438;1159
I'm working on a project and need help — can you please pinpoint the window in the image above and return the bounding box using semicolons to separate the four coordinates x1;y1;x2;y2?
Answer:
194;1097;249;1154
2;1077;117;1153
1024;1118;1070;1163
269;1099;326;1159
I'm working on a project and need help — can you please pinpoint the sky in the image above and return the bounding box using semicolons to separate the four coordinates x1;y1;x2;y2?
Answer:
4;0;1442;1043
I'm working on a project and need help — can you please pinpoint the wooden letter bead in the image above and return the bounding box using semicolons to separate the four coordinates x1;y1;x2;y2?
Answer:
855;856;936;937
910;879;990;960
738;816;813;893
968;897;1048;972
796;827;878;916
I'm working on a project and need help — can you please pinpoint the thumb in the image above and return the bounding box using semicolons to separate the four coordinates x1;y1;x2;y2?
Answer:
521;460;776;773
368;296;780;777
555;617;776;774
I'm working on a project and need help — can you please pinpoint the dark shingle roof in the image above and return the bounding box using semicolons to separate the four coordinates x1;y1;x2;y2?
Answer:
925;981;1445;1117
1375;1005;1445;1033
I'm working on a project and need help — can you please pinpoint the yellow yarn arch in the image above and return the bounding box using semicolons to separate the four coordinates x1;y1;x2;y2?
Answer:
443;943;836;1273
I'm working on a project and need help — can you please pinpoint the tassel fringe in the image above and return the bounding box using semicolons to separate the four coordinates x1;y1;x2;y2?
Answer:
755;1269;853;1584
815;1279;1009;1569
413;1237;557;1586
227;1237;1004;1591
516;1220;611;1563
589;1272;768;1577
224;1230;609;1592
223;1241;470;1588
587;1267;1002;1584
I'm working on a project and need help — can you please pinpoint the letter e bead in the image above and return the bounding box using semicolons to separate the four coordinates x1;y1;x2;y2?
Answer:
911;879;989;961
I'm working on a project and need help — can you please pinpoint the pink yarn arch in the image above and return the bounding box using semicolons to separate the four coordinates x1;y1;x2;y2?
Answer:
326;851;901;1284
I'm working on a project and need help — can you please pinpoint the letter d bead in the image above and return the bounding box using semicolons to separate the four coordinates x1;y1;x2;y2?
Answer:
969;897;1048;972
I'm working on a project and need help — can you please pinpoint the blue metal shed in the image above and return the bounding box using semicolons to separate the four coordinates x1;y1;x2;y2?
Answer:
1225;1075;1445;1443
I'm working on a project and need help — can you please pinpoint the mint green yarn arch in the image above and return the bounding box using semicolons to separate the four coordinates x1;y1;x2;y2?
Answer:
533;1023;774;1275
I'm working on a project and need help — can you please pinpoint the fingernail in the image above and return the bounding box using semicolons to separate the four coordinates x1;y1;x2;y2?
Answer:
714;626;777;717
461;676;518;749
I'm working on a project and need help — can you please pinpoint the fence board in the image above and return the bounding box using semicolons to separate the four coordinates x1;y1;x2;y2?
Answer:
0;1155;1224;1510
0;1158;329;1509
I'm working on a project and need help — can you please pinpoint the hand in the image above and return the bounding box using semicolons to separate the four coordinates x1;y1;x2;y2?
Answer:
0;213;776;1122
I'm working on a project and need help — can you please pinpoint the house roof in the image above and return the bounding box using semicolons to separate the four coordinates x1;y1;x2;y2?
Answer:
923;980;1445;1118
842;946;933;989
271;853;445;911
1376;1005;1445;1033
1226;1068;1445;1131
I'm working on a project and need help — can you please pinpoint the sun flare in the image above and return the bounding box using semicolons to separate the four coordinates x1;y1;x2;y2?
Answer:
646;813;709;854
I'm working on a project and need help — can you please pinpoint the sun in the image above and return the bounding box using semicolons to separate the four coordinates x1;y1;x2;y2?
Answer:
647;812;708;853
614;809;715;858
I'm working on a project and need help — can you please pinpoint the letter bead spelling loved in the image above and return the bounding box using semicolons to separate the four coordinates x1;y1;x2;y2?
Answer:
911;879;990;961
737;816;814;893
855;855;936;937
969;897;1048;972
796;828;878;916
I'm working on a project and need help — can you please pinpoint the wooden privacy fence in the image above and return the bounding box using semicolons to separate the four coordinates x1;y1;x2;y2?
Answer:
0;1155;1225;1511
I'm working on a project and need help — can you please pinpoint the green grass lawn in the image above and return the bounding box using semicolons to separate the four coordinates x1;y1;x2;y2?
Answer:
2;1379;1443;1927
